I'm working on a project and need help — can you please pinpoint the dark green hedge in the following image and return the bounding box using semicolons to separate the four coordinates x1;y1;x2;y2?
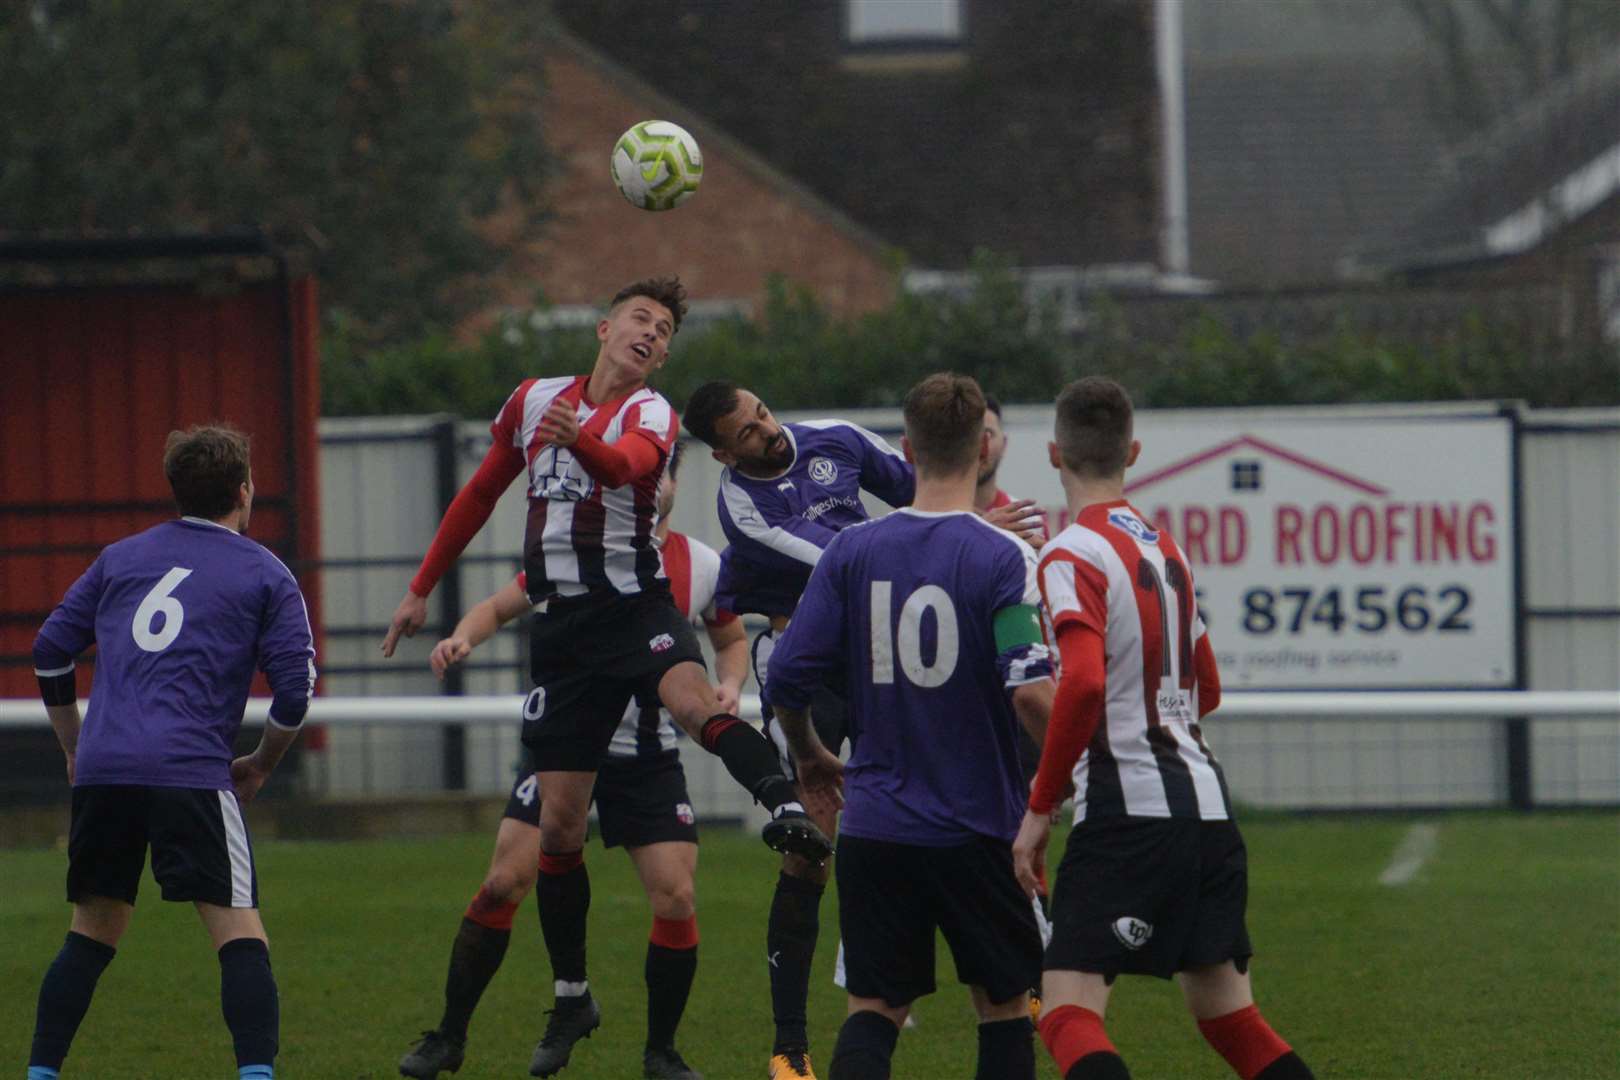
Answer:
321;260;1619;418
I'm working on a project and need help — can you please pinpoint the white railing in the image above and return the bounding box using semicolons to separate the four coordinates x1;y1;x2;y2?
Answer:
3;690;1617;727
3;692;1616;810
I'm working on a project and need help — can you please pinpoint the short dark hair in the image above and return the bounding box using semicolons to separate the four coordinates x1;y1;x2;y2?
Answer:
610;275;688;333
682;379;741;447
1054;376;1133;478
984;394;1003;419
903;372;986;474
164;425;251;519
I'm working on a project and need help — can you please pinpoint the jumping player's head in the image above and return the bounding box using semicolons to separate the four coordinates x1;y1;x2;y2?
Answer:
1050;376;1140;483
682;379;793;474
980;393;1007;486
164;424;253;529
597;276;688;383
902;372;987;479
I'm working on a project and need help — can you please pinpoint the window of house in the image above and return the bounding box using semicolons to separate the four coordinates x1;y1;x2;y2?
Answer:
846;0;963;45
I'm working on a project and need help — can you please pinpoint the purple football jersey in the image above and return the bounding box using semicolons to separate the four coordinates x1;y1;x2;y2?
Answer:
714;420;914;617
33;518;316;789
766;509;1053;845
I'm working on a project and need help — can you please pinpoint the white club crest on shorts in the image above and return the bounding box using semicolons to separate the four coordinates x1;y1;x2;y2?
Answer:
809;457;838;485
675;802;695;825
649;632;675;653
1111;916;1153;950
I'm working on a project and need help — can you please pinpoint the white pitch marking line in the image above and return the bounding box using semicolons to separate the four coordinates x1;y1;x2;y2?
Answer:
1379;823;1439;887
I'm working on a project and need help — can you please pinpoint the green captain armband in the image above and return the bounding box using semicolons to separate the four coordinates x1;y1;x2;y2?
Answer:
993;604;1044;652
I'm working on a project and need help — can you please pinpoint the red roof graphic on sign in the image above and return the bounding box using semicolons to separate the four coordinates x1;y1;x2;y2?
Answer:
1123;434;1391;497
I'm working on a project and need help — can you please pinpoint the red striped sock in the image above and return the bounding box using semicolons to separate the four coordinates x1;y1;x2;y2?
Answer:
1198;1005;1292;1080
1039;1004;1117;1076
464;886;518;930
650;915;699;950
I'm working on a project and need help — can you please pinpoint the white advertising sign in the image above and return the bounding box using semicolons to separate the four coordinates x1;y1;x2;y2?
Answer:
995;409;1518;689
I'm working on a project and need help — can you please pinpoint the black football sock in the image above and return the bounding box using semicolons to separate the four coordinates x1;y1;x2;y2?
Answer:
439;915;513;1042
699;715;799;812
218;937;279;1070
644;918;698;1051
828;1009;900;1080
1067;1054;1132;1080
768;871;823;1054
1255;1053;1316;1079
29;931;115;1072
537;851;590;996
977;1016;1036;1080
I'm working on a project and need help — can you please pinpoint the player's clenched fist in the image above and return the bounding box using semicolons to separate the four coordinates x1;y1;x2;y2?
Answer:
430;636;474;679
538;398;580;446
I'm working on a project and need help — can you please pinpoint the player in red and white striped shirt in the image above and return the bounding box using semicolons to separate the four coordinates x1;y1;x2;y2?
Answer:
1012;378;1314;1080
380;277;829;1071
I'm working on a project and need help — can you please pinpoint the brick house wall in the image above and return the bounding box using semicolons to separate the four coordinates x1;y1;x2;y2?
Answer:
552;0;1160;273
474;32;896;331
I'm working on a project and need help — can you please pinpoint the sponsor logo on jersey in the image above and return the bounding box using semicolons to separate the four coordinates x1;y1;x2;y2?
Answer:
809;456;838;485
675;802;695;825
1111;916;1153;950
1107;509;1159;544
649;633;675;653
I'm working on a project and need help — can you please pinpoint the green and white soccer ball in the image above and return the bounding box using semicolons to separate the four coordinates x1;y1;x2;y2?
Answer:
611;120;703;211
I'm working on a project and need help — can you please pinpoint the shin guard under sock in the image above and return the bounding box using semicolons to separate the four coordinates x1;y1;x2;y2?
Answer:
29;931;115;1072
537;851;590;995
767;871;824;1053
977;1016;1036;1080
699;715;798;811
439;890;516;1041
219;937;279;1070
828;1009;900;1080
645;916;698;1050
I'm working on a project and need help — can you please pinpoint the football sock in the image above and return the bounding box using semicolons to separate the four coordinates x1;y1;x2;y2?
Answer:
1197;1005;1309;1080
537;850;590;997
767;871;824;1053
645;916;699;1050
828;1009;900;1080
218;937;279;1070
700;714;799;811
1039;1004;1129;1080
438;887;518;1041
29;931;115;1072
977;1016;1036;1079
1198;1003;1308;1080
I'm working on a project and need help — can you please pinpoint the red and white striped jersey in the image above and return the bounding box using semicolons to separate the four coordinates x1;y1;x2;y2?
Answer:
493;375;678;600
1039;500;1231;822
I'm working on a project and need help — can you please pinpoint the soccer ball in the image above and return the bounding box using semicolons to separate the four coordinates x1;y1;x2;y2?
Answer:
611;120;703;211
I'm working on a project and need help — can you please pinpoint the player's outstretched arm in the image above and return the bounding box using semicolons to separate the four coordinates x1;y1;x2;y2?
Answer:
429;577;531;679
382;441;525;656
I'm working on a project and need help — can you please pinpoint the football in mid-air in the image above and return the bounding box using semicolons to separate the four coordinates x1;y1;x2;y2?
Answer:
611;120;703;211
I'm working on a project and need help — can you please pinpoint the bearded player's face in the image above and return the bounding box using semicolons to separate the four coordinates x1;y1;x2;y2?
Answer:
715;390;793;472
597;296;674;379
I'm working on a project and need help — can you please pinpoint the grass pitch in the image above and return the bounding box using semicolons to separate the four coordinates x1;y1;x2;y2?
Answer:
2;812;1616;1079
